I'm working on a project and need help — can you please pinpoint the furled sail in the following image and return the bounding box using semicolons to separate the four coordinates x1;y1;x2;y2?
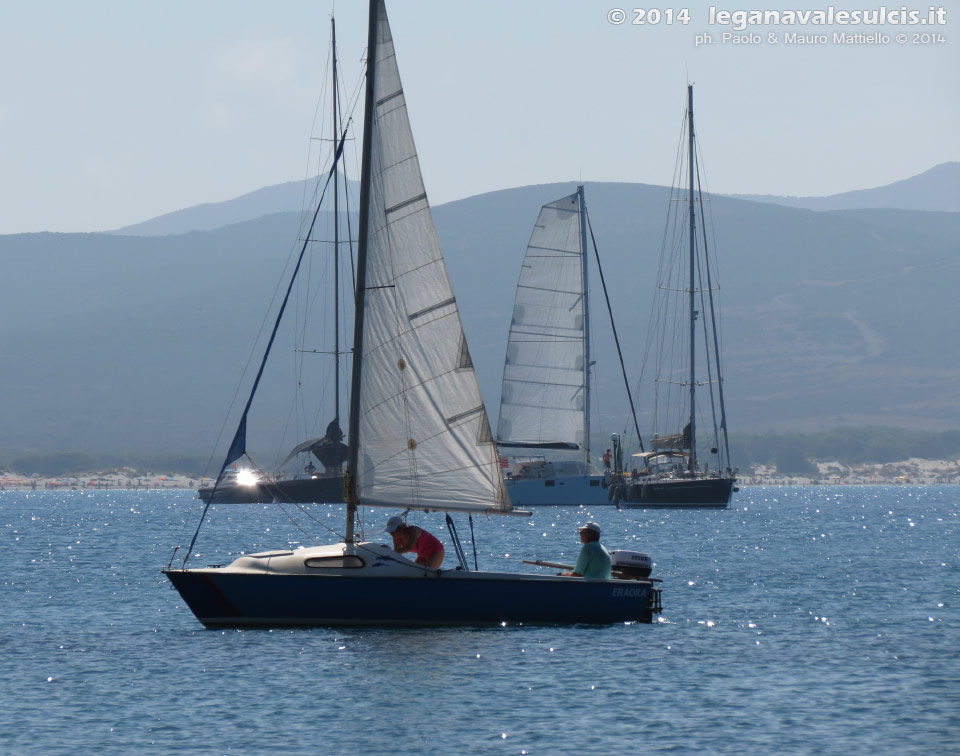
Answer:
352;1;510;514
496;192;586;450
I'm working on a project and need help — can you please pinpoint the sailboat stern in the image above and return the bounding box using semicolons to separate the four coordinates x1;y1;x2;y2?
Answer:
163;541;441;627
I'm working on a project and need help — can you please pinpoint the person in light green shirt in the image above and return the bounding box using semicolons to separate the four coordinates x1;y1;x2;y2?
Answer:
561;521;612;579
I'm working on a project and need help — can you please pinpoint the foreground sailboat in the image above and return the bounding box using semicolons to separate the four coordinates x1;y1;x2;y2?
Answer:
611;85;737;508
164;0;660;627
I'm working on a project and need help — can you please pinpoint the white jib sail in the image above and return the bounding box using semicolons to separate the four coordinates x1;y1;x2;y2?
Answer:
497;192;586;449
354;1;511;514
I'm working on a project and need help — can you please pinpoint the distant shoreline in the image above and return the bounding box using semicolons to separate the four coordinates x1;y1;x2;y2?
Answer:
0;473;205;492
1;474;958;493
1;457;958;492
744;457;960;486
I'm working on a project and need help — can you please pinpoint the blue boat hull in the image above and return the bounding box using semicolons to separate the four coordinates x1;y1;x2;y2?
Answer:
503;474;614;507
163;569;658;627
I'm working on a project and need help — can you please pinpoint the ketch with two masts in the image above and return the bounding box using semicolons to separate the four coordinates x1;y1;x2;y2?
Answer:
612;85;738;508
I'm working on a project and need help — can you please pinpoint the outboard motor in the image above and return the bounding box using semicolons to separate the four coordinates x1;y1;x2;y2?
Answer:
609;550;652;579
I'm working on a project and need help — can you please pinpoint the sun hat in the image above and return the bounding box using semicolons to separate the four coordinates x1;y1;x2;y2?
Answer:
579;521;601;534
385;515;405;533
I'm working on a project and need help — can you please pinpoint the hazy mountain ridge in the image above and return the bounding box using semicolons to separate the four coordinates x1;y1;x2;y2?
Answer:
110;175;360;237
729;162;960;212
112;163;959;237
1;168;957;462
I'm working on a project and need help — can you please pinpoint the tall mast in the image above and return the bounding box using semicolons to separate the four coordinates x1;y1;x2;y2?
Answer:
687;84;697;473
697;186;732;470
345;0;379;543
577;185;591;467
332;16;341;431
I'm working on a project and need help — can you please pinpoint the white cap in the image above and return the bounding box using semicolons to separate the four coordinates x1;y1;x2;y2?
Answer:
385;515;404;534
579;521;601;534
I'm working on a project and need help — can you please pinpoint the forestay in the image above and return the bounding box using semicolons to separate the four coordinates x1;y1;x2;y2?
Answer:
353;1;510;514
497;192;587;450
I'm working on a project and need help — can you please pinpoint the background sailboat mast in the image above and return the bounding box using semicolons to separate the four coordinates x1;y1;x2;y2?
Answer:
345;0;379;543
577;185;591;467
687;84;698;473
332;17;341;431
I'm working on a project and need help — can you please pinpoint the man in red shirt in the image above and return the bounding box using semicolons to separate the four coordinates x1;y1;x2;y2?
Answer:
385;515;445;569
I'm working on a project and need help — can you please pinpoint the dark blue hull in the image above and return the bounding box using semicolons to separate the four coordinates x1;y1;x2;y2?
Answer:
163;569;659;627
620;475;736;508
198;475;344;504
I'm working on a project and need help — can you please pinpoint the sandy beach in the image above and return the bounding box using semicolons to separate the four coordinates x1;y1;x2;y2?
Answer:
0;472;207;492
739;458;960;486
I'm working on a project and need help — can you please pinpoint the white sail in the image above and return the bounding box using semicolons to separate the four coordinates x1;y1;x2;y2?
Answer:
497;192;587;449
354;1;510;514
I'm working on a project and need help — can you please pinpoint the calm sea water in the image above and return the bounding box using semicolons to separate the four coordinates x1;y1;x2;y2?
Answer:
2;486;957;755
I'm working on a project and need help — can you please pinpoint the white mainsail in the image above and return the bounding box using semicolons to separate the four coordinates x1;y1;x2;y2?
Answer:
496;192;587;450
353;1;510;514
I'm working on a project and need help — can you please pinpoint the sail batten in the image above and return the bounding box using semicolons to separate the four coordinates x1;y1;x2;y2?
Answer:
385;193;427;215
352;0;510;515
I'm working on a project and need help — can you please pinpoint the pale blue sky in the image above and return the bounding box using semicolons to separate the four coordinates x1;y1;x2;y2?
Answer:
1;0;957;234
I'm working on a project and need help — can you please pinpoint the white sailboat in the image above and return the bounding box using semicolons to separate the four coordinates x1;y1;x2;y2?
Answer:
496;187;614;507
164;0;660;626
